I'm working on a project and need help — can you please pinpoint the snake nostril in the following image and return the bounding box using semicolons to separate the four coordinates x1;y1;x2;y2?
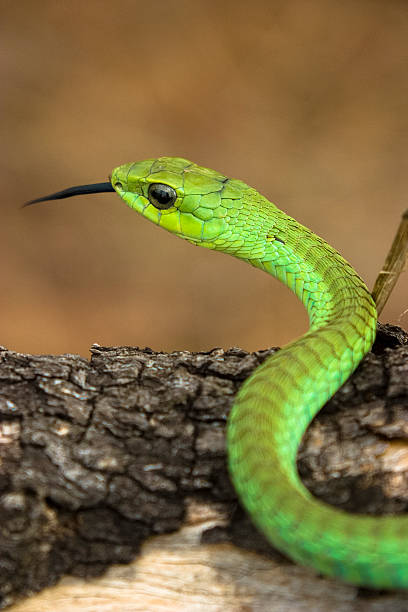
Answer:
114;182;123;190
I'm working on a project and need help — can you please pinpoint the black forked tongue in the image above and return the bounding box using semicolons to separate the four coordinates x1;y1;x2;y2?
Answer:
23;182;115;207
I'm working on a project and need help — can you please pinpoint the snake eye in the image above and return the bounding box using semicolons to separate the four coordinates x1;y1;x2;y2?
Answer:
148;183;177;210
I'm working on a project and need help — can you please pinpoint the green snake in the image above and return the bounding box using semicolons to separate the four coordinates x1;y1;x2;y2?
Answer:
27;156;408;589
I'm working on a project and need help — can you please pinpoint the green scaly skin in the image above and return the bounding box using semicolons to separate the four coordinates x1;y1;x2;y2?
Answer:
108;156;406;588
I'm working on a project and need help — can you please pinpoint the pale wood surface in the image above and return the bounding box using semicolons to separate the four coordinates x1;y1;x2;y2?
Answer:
11;500;408;612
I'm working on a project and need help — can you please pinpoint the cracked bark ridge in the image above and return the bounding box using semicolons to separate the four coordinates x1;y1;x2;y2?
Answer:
0;322;407;607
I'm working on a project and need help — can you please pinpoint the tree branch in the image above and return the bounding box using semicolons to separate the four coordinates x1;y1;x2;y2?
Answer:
1;323;408;608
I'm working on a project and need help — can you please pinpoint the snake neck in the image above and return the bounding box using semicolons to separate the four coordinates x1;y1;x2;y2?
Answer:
209;187;376;339
259;213;376;334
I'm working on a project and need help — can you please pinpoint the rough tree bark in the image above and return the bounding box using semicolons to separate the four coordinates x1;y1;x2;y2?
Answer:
1;323;408;610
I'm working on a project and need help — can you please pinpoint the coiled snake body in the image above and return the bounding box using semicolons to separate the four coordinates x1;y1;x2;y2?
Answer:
28;157;408;588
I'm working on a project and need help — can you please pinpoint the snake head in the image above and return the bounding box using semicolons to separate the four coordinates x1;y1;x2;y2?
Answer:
110;156;247;248
25;156;270;258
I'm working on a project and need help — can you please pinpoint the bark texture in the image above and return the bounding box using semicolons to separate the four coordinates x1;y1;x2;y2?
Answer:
0;323;408;609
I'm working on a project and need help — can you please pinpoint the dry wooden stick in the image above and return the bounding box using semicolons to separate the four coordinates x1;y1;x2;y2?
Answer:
372;209;408;315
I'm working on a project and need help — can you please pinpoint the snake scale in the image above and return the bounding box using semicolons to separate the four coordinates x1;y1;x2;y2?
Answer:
27;156;408;589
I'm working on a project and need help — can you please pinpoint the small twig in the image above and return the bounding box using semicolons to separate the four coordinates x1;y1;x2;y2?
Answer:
371;210;408;316
397;307;408;325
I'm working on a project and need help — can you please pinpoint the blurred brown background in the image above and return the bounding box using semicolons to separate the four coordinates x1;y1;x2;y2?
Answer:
1;0;407;357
